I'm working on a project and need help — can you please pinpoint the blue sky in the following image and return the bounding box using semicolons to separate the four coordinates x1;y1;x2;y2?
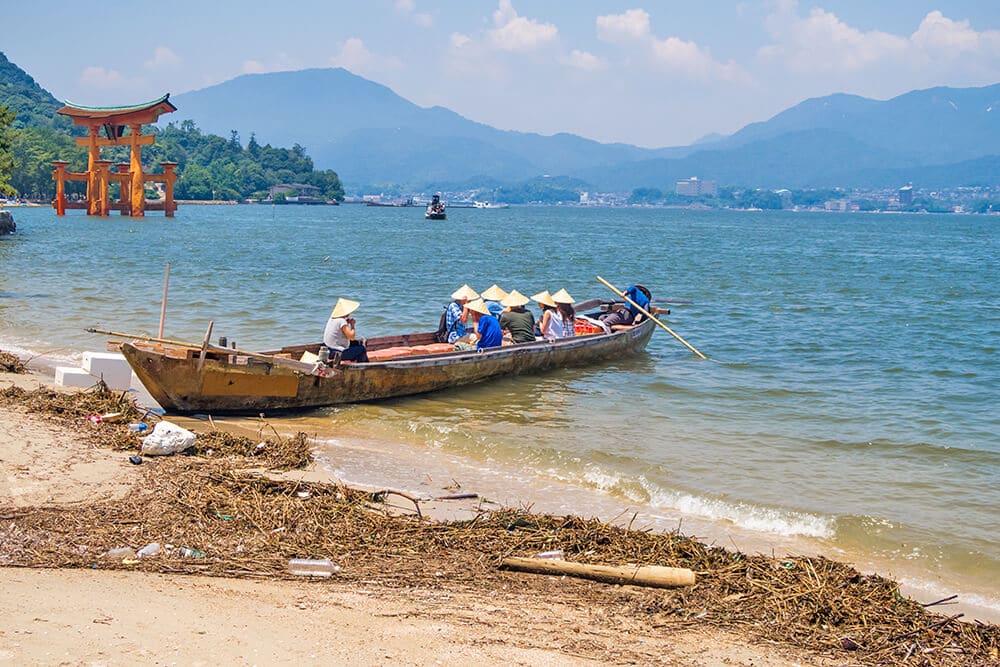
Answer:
4;1;999;147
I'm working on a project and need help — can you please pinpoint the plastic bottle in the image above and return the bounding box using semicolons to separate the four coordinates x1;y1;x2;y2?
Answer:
177;547;206;558
136;542;162;558
128;423;148;433
287;558;341;577
318;345;331;363
536;550;565;560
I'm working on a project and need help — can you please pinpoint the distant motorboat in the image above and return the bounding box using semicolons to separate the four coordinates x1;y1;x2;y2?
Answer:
425;194;447;220
473;201;509;209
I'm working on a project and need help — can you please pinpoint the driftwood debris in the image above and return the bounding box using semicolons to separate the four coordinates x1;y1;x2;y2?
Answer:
501;556;695;589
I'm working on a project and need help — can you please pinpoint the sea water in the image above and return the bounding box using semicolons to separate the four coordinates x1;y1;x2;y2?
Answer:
1;205;997;616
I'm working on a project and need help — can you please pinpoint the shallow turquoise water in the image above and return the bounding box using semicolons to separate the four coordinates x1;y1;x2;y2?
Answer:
2;205;998;609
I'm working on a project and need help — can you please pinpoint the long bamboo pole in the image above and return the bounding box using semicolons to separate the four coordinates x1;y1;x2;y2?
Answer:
501;557;695;588
596;276;706;360
157;263;170;338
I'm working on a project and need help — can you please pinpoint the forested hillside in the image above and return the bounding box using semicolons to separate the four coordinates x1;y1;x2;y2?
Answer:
0;52;343;201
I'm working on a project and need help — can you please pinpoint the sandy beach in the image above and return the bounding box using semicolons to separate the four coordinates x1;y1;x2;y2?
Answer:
1;365;996;666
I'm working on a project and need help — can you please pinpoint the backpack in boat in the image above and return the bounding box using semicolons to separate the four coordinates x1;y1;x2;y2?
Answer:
434;307;452;343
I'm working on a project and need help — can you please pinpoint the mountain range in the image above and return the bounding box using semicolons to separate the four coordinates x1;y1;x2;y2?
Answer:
171;69;1000;192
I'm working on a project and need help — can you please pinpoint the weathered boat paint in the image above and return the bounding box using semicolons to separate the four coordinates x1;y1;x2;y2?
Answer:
122;319;656;415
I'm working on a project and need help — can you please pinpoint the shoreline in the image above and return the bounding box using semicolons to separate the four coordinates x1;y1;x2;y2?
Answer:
2;364;999;664
12;350;1000;627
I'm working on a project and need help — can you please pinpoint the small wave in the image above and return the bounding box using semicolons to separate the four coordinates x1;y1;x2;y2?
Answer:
578;468;834;539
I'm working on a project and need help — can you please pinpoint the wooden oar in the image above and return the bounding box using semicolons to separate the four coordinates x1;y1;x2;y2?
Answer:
596;276;707;360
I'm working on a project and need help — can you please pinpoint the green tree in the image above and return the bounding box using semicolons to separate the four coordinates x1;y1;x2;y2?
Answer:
629;187;664;204
0;105;16;195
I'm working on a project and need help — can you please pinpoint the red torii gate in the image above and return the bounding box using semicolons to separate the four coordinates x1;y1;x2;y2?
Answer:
52;94;178;217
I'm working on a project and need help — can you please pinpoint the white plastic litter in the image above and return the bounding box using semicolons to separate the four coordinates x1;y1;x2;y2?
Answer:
140;421;197;456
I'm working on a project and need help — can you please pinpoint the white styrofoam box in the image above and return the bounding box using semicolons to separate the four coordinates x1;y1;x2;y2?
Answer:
55;366;97;388
81;351;132;390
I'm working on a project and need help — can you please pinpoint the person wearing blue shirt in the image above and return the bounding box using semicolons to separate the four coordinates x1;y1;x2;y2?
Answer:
444;284;479;343
465;298;503;350
598;284;668;329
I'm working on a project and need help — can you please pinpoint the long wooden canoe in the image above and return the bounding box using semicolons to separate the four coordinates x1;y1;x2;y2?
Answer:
121;319;656;415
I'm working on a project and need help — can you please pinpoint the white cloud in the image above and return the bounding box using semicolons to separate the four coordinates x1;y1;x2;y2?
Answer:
241;60;265;74
145;46;180;70
760;7;908;72
330;37;402;75
560;49;607;72
760;6;1000;74
596;8;650;43
488;0;558;52
394;0;432;27
595;8;746;82
237;53;300;75
911;11;999;56
450;32;472;49
79;66;123;88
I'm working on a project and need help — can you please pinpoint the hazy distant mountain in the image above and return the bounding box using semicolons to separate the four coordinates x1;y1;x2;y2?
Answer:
712;84;1000;165
580;84;1000;190
171;68;685;188
167;69;1000;190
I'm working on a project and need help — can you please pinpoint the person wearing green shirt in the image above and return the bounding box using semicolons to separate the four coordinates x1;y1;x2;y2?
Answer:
499;290;536;344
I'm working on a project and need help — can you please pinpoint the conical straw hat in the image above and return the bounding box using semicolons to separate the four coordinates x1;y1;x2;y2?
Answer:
330;298;360;319
552;288;575;304
465;298;491;316
481;284;508;301
451;284;480;301
500;289;529;307
531;290;557;308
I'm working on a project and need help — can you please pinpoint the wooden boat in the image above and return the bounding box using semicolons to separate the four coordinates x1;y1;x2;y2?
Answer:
121;319;656;415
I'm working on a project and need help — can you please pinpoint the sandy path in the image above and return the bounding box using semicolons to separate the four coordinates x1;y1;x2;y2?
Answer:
0;567;832;667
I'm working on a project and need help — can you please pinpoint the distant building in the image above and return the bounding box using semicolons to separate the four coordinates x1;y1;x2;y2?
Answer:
269;183;324;204
824;199;859;212
898;184;914;206
270;183;321;198
676;177;717;197
774;189;793;209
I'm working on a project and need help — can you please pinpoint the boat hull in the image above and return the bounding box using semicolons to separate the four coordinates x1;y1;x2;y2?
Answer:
122;320;656;415
425;213;446;220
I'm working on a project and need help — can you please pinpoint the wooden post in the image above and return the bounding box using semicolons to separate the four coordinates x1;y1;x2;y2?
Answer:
161;162;178;218
501;557;696;588
51;161;69;216
158;262;170;338
85;126;100;215
95;160;112;216
129;124;145;217
116;162;131;215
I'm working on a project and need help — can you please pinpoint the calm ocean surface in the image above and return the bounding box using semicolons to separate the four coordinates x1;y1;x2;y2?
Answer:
2;205;998;613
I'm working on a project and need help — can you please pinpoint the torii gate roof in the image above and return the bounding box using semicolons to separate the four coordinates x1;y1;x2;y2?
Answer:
57;93;177;126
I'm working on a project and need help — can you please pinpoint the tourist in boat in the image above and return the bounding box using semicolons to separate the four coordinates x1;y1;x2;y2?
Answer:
442;284;479;343
552;289;576;338
464;298;503;350
480;284;508;319
499;290;535;344
323;298;368;362
532;290;561;339
598;284;668;330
